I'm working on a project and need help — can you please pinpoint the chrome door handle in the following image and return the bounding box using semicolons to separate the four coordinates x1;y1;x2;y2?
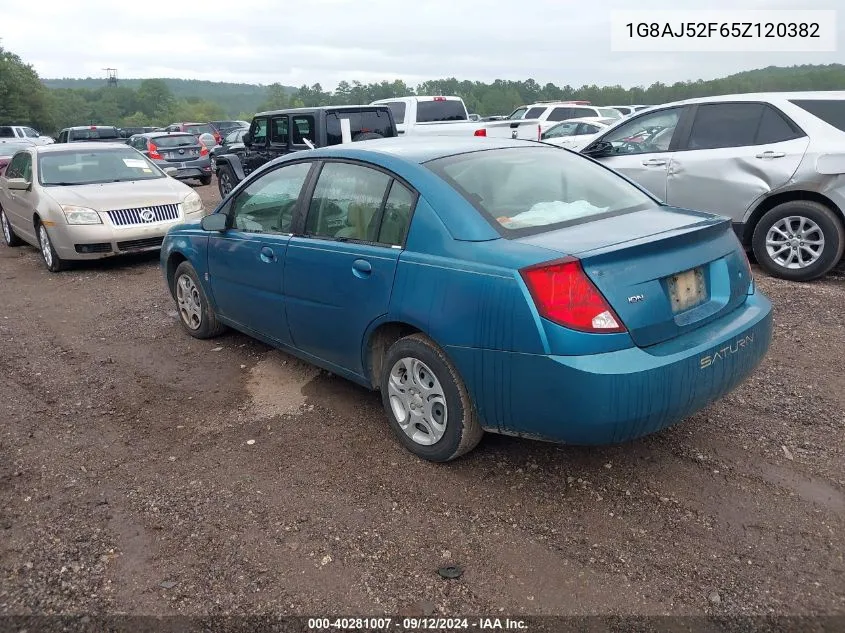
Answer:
755;151;786;159
641;158;667;166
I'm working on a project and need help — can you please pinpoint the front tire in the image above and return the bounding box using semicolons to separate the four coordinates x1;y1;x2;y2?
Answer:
172;261;226;339
1;208;23;247
37;222;68;272
380;334;483;462
752;201;844;281
217;164;236;198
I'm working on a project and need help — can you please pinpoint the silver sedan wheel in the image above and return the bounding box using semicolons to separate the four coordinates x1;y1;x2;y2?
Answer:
387;357;448;446
765;216;825;269
38;225;53;268
176;274;202;330
1;211;10;244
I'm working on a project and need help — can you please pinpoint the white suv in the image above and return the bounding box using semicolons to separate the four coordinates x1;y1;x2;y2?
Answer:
507;102;623;123
581;92;845;281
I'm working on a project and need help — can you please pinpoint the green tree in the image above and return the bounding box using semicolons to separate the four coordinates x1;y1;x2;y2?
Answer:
0;46;52;131
136;79;174;119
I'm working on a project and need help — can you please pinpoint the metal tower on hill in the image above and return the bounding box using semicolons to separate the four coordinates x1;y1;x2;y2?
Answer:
103;68;118;87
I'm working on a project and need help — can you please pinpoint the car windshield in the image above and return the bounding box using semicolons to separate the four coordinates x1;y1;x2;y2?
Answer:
426;146;654;235
152;134;197;148
185;124;214;136
38;148;164;186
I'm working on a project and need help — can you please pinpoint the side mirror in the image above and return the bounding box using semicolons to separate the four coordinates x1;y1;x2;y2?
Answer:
6;177;31;191
163;167;178;176
242;132;252;146
201;213;228;232
582;140;613;157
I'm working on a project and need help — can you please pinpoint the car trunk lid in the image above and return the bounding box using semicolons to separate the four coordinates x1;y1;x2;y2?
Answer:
517;207;753;348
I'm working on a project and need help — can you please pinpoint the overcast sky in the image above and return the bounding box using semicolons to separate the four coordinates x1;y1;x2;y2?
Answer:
1;0;842;90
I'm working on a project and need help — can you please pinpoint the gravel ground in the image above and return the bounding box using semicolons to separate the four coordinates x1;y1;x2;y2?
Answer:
1;179;843;619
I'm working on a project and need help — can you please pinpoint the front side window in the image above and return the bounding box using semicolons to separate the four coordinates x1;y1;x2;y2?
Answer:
38;148;163;185
305;162;391;240
597;107;683;155
524;107;546;119
250;118;268;145
230;161;312;234
5;152;32;180
427;147;654;235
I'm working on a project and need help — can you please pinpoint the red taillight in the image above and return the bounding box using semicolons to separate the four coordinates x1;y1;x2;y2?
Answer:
473;129;487;137
433;96;446;101
520;257;626;333
148;142;163;160
200;144;209;156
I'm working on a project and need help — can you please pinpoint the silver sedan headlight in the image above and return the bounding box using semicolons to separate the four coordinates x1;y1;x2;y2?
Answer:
61;205;102;225
182;191;204;215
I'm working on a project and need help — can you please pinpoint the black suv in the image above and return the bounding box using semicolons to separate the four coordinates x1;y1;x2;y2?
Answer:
213;106;396;197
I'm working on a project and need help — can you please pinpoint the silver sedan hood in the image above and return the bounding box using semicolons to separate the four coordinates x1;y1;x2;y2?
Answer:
44;177;191;211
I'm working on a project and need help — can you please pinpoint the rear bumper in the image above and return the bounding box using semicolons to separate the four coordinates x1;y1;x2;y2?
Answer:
153;157;211;180
446;292;773;445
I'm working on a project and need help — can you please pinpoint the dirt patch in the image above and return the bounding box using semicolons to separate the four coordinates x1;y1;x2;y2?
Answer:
0;179;843;617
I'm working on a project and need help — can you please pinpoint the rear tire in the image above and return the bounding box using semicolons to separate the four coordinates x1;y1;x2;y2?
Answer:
1;208;23;247
172;261;226;339
752;201;844;281
380;334;483;462
199;175;212;186
36;221;68;272
217;164;236;198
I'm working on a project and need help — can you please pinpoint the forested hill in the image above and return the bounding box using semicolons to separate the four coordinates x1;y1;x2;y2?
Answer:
41;78;297;117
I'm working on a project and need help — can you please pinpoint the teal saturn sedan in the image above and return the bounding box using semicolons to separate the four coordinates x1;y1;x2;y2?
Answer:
160;136;773;462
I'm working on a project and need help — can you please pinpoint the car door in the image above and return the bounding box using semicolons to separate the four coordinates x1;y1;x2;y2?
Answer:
0;151;36;242
583;106;687;201
206;160;315;345
283;160;416;374
267;114;289;162
242;116;270;177
666;102;809;220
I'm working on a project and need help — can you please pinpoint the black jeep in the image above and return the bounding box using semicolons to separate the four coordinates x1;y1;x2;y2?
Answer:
213;106;397;197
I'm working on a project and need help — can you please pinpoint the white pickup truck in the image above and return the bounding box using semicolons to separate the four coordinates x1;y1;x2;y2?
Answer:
0;125;54;145
370;96;485;136
371;96;609;141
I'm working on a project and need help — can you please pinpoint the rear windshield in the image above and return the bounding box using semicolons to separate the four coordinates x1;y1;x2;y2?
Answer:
789;99;845;132
152;134;199;148
426;147;654;236
598;108;623;118
38;148;163;186
325;110;397;145
69;128;120;140
416;100;467;123
184;124;214;136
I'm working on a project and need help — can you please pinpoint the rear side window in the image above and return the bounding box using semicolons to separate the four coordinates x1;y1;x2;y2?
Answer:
687;104;764;149
270;117;288;144
185;124;214;136
546;108;575;122
325;110;396;145
524;107;546;119
789;99;845;133
384;102;406;123
305;162;391;241
69;128;120;140
686;103;804;149
756;106;804;143
416;100;467;122
291;116;315;145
